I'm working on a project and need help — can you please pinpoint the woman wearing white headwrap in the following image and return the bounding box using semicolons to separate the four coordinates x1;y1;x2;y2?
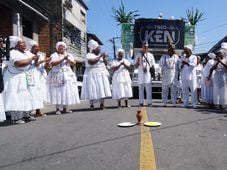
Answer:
28;40;50;116
47;41;80;114
2;37;37;124
201;53;216;107
111;48;132;107
81;39;111;110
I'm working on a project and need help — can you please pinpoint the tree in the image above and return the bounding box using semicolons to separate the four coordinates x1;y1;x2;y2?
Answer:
186;8;205;25
112;1;139;25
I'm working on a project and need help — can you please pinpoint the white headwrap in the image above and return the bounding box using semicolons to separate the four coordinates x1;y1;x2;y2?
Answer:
9;36;22;48
184;44;193;51
56;41;67;50
221;42;227;50
88;39;99;52
207;53;216;59
28;40;38;51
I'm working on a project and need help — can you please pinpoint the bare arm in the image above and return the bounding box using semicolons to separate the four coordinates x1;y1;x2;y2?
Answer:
14;55;37;67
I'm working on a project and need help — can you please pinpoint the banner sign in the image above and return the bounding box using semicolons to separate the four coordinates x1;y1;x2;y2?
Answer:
184;24;195;48
121;23;134;50
134;18;185;49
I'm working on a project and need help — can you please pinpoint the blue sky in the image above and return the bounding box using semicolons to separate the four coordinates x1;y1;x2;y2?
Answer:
85;0;227;57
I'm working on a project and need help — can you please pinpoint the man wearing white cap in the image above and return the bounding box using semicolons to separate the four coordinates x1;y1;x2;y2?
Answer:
111;48;132;107
3;36;37;124
180;44;198;108
134;41;155;106
207;50;227;108
81;39;111;110
47;41;80;114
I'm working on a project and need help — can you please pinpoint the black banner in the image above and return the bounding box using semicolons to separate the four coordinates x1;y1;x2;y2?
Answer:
134;18;185;49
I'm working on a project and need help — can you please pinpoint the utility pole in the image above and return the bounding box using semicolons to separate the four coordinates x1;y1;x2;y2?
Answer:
110;37;120;59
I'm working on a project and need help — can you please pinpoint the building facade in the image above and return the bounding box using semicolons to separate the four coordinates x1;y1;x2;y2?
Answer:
0;0;88;75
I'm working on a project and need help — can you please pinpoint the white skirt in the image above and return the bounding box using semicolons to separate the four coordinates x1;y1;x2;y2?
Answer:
47;70;80;105
112;71;132;99
213;70;227;105
0;93;6;122
3;70;33;111
81;69;112;100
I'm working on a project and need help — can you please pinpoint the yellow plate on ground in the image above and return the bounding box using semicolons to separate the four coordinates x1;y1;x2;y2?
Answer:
118;122;137;127
144;122;162;127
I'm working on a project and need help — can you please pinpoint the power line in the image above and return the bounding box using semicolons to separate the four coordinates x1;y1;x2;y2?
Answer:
198;22;227;35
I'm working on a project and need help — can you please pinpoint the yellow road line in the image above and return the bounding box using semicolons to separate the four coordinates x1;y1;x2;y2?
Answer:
140;107;157;170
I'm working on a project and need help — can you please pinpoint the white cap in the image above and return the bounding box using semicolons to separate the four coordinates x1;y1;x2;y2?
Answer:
117;48;125;54
56;41;67;50
184;44;193;51
116;48;124;55
9;36;22;48
208;53;216;59
88;39;99;52
28;40;38;51
221;42;227;50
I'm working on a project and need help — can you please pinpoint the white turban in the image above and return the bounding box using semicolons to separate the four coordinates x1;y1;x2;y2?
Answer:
184;44;193;51
221;42;227;50
28;40;38;51
56;41;67;50
116;48;124;56
88;39;99;52
9;36;22;48
207;53;216;59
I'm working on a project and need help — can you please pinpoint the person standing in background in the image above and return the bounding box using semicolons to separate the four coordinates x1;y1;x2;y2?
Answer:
208;50;227;109
111;48;132;108
202;53;216;107
134;41;155;107
47;42;80;115
195;56;203;104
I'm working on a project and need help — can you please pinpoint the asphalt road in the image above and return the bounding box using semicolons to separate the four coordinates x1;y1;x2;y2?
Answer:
0;99;226;170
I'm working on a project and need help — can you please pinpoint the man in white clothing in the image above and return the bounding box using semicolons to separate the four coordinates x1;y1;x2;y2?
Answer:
159;44;178;106
180;44;197;108
134;41;155;106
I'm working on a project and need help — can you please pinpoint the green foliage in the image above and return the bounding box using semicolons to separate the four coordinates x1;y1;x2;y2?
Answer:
186;8;205;25
112;1;140;25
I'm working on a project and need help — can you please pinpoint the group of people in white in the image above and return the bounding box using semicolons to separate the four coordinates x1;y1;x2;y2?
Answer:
159;42;227;109
0;37;226;124
0;36;80;124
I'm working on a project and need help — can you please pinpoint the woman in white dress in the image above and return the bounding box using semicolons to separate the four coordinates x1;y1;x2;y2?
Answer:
28;40;50;117
81;39;111;110
111;48;132;108
201;53;216;107
47;42;80;114
3;36;37;124
208;50;227;109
